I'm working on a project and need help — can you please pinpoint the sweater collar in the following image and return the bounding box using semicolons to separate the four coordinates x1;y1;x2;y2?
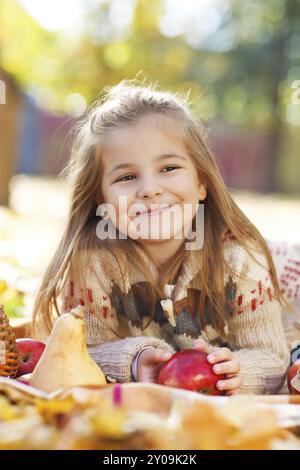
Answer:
127;243;202;302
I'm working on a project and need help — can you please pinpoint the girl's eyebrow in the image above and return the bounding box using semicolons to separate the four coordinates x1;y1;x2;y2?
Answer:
108;153;187;177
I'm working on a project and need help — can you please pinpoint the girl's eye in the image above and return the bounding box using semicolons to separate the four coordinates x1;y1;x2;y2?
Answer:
115;166;179;183
115;174;136;183
161;166;179;172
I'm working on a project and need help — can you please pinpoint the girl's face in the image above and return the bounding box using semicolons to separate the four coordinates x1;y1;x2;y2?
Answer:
100;113;206;263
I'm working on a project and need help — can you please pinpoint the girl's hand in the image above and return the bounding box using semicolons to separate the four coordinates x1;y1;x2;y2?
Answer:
193;339;242;395
136;349;173;383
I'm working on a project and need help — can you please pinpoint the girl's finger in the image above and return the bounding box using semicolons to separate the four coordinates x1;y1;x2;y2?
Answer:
216;375;242;392
151;350;173;364
207;347;232;364
139;348;172;366
193;340;219;355
192;339;210;353
212;360;240;376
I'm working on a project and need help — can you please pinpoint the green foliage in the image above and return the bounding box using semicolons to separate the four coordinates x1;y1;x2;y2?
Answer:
0;0;60;109
0;281;25;318
0;0;299;191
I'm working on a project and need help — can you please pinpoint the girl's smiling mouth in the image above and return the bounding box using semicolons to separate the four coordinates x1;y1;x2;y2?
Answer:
134;204;175;217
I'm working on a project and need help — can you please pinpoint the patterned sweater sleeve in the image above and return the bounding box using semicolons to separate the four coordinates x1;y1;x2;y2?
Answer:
61;250;175;383
266;240;300;349
224;242;290;395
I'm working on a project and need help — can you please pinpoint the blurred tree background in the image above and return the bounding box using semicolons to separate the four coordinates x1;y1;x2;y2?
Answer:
0;0;300;196
0;0;299;321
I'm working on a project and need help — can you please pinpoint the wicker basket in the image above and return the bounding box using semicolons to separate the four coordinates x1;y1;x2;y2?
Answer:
0;304;19;377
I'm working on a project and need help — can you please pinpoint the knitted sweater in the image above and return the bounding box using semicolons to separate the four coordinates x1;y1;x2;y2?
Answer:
267;240;300;351
61;236;297;395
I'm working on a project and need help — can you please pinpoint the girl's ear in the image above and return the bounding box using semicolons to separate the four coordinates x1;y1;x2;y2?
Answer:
198;183;207;201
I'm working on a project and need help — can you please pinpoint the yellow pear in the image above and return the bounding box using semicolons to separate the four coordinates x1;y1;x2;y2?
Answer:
30;306;106;392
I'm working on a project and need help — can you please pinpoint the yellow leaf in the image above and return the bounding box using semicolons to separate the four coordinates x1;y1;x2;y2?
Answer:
0;280;8;294
35;398;76;423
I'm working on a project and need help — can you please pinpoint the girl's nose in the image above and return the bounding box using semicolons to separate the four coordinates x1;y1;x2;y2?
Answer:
137;178;164;199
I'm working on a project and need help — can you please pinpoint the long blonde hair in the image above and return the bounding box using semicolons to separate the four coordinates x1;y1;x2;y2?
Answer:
32;79;286;338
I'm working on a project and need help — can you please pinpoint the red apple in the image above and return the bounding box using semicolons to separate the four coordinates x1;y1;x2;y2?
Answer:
15;338;46;378
287;362;300;395
158;349;225;395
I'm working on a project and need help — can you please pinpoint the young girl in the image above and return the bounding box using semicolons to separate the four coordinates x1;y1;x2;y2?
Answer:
33;80;292;395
